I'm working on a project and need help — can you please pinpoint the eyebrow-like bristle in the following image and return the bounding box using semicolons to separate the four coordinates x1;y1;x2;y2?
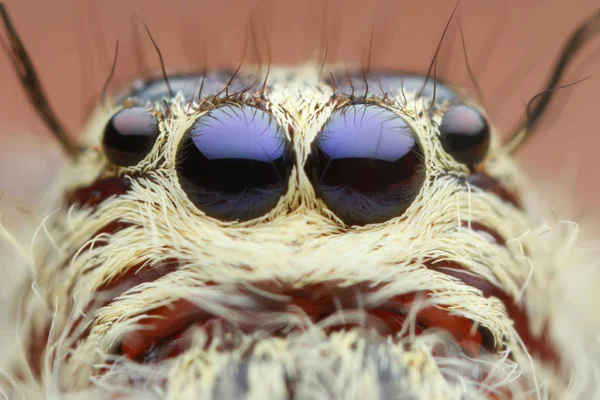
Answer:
418;0;461;107
142;19;173;98
458;20;484;104
99;41;120;108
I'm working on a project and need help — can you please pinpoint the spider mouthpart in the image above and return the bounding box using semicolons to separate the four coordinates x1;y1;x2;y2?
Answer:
439;104;490;166
102;106;159;167
116;282;496;364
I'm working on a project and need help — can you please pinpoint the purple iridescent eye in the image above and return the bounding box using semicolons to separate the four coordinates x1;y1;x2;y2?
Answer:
176;105;289;222
307;105;424;226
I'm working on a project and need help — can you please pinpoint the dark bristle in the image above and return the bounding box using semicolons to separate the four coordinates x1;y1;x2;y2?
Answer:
142;20;173;98
458;21;484;104
255;11;272;99
129;11;150;76
317;0;329;86
196;47;208;103
506;9;600;153
100;41;120;108
345;69;355;98
0;2;80;158
318;40;329;86
329;72;337;97
472;2;507;78
525;75;591;128
418;1;461;106
360;27;375;98
217;26;249;99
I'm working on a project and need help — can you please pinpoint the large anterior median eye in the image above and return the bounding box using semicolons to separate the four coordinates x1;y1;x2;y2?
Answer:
307;105;424;226
176;105;289;222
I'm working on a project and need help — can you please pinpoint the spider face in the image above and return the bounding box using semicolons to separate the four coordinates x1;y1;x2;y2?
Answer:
99;70;491;226
8;66;571;398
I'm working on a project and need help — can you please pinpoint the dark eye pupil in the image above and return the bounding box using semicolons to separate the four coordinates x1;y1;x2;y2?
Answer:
439;105;490;165
102;107;159;166
307;105;424;226
176;106;289;222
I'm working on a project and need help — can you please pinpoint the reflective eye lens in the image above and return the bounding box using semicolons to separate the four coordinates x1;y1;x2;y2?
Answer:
307;105;424;225
439;105;490;165
102;107;159;167
176;106;289;221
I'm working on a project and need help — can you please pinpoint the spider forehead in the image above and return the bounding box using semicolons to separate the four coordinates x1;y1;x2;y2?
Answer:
91;65;497;225
120;67;462;107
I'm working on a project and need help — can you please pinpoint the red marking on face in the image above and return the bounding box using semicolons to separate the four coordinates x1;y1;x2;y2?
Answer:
466;174;521;208
428;261;560;367
113;256;559;368
463;221;507;246
68;260;180;348
66;176;131;207
60;221;133;273
118;285;490;364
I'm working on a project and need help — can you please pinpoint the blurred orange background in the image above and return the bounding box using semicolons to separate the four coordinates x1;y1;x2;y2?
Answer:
0;0;598;214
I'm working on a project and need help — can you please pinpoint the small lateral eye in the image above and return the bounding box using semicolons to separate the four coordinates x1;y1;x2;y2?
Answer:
102;107;159;167
176;105;289;222
307;105;425;226
439;105;490;165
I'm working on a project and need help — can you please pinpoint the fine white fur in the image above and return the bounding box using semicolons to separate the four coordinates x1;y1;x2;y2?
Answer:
1;64;598;399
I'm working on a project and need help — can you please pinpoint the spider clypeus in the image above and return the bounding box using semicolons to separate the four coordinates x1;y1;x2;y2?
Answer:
1;2;600;399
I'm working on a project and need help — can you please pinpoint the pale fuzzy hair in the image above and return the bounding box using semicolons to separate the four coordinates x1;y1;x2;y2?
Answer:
0;64;598;399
